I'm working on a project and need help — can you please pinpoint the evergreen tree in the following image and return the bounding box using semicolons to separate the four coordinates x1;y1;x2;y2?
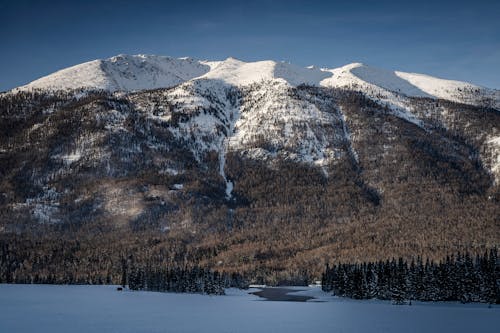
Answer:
120;258;127;288
321;249;499;304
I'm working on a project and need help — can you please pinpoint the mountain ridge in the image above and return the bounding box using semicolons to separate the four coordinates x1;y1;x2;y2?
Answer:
12;54;500;109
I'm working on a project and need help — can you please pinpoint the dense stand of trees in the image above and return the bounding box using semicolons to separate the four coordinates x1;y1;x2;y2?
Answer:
322;249;500;304
125;264;248;295
0;233;248;289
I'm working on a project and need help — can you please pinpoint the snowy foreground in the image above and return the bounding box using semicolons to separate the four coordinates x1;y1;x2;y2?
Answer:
0;285;498;333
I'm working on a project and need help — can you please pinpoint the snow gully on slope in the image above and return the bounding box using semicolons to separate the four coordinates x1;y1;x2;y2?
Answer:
220;105;238;200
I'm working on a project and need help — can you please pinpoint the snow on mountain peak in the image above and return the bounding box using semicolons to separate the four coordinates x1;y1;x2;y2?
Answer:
200;57;331;86
322;62;499;108
322;62;433;97
18;54;211;92
14;54;499;110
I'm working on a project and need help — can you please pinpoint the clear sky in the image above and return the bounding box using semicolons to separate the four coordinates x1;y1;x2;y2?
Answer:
1;0;499;91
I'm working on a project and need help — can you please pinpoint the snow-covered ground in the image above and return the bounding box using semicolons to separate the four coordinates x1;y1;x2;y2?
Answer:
0;284;498;333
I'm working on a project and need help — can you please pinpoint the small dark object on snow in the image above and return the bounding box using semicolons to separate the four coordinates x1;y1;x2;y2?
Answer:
116;287;123;291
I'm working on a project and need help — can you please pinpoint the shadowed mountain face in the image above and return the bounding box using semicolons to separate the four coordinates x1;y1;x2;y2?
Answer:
349;65;433;98
0;56;499;284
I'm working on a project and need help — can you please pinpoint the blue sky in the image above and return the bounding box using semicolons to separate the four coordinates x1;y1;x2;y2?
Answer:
1;0;499;91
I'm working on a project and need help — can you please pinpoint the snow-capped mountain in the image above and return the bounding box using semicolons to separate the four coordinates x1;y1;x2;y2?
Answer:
17;54;213;92
1;54;499;275
16;54;500;109
5;53;500;196
6;54;500;189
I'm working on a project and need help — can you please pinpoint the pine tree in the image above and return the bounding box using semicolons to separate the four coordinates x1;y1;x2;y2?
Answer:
120;258;127;288
391;258;407;304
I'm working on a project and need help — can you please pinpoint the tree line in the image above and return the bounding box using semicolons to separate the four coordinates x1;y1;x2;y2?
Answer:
123;261;248;295
322;249;499;304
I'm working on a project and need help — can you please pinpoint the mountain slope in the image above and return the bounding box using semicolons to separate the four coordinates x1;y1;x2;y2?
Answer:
1;54;499;283
17;54;212;92
321;62;500;109
201;57;331;86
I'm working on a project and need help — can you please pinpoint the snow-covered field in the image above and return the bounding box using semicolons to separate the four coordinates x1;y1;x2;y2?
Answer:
0;284;498;333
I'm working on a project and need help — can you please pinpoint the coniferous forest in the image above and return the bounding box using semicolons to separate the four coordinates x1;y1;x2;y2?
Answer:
125;264;248;295
322;249;500;304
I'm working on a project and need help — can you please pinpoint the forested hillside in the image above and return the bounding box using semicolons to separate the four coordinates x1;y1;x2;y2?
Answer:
0;82;498;284
1;55;499;285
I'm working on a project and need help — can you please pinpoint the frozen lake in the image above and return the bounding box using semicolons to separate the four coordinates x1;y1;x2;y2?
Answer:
0;284;498;333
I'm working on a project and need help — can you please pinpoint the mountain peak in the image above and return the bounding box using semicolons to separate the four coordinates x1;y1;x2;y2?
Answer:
17;54;210;92
13;54;499;110
341;62;366;69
